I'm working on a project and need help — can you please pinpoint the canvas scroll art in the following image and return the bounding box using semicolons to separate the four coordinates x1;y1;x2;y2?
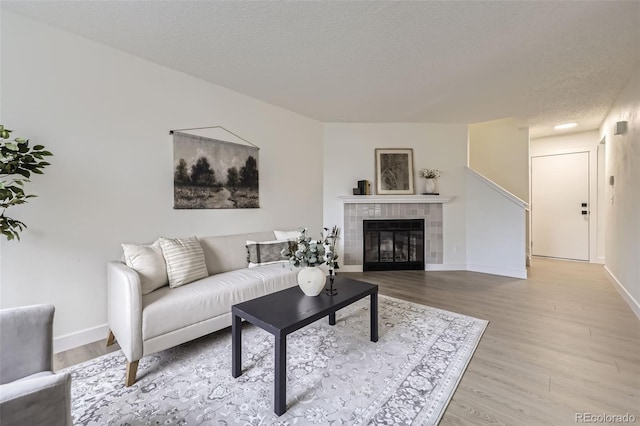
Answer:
173;131;259;209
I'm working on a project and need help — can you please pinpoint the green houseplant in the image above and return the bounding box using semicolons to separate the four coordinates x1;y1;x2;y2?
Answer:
280;226;340;269
0;125;53;241
281;226;340;296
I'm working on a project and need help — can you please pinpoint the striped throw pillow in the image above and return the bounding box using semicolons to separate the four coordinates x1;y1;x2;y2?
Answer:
159;237;208;288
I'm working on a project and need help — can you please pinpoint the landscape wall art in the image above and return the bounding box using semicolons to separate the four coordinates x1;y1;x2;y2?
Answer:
173;132;259;209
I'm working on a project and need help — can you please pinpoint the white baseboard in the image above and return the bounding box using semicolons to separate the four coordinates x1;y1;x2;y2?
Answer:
594;256;605;265
53;323;109;354
604;266;640;320
466;264;527;279
424;263;466;271
426;263;527;279
342;264;465;273
342;263;525;279
340;265;363;272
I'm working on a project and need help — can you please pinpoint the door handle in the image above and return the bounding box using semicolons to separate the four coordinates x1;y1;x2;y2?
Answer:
581;202;588;207
582;210;588;215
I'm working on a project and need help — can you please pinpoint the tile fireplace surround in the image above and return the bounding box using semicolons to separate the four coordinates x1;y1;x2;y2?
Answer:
340;195;452;268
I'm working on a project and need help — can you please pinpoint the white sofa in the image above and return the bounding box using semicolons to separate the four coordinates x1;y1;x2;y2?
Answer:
107;231;298;386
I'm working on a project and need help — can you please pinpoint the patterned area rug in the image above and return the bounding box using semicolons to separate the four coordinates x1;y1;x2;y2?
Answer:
65;295;487;425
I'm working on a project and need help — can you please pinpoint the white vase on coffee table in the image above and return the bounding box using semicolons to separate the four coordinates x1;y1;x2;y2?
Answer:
297;266;326;296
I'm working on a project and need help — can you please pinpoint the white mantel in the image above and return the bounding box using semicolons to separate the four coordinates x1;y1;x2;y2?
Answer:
339;195;453;204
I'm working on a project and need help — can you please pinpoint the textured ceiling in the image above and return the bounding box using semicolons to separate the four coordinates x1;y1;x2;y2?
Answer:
2;1;639;137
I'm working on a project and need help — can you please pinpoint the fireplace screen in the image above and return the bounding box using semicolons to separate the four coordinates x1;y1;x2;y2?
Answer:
363;219;424;271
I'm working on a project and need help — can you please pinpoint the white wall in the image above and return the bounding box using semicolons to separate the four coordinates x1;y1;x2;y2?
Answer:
466;168;527;279
468;118;530;202
0;12;324;349
323;123;469;268
597;142;606;262
530;131;602;263
530;131;600;156
599;68;640;319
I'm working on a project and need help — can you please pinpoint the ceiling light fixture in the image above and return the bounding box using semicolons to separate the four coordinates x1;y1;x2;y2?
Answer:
554;122;577;130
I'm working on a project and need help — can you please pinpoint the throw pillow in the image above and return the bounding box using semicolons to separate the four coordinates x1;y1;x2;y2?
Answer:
273;230;300;241
159;237;208;288
121;240;168;295
246;239;291;267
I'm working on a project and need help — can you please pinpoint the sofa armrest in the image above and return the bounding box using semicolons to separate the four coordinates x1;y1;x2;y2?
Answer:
107;261;143;362
0;372;72;426
0;305;54;384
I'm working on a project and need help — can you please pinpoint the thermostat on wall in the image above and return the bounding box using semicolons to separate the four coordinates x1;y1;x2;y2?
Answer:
615;121;627;135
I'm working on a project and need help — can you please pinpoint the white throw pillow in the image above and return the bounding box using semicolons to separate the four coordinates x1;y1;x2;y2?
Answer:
273;230;300;241
121;240;168;295
159;237;208;288
247;239;291;267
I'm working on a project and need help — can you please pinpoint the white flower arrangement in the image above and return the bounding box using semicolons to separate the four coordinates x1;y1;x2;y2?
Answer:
419;168;442;179
281;226;340;268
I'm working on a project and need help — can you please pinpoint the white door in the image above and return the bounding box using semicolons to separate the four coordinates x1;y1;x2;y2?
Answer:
531;152;590;261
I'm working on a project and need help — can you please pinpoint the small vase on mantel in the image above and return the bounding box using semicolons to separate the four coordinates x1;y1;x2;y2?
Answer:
297;266;326;296
424;178;437;194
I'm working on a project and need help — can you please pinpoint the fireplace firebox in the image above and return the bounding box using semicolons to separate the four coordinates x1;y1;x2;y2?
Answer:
363;219;425;271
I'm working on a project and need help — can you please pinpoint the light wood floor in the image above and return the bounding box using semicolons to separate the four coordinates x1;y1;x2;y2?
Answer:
55;257;640;425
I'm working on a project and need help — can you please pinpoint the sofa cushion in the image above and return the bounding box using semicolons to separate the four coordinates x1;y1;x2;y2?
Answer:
199;231;275;275
159;237;208;288
121;240;168;295
273;229;300;241
141;264;298;341
246;239;290;267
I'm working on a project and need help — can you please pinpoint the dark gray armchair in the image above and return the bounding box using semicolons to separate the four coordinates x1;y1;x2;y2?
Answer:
0;304;72;426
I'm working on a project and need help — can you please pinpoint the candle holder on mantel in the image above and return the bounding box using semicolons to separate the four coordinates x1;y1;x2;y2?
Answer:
325;268;338;296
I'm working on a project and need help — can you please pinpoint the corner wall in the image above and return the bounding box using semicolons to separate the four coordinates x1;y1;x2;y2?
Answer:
599;67;640;318
469;117;530;265
0;12;324;349
322;123;469;269
468;118;530;202
466;168;527;278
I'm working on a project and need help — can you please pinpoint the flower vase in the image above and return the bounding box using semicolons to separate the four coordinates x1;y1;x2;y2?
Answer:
297;266;326;296
326;268;337;296
424;178;437;194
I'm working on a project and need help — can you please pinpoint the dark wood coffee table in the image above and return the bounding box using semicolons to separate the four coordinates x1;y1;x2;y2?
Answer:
231;276;378;416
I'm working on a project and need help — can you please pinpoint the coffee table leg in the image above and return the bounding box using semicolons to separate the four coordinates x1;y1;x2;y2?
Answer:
370;292;378;342
274;334;287;416
232;313;242;378
329;312;336;326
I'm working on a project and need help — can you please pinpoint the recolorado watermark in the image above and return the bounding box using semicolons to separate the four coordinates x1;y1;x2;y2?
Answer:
576;413;637;423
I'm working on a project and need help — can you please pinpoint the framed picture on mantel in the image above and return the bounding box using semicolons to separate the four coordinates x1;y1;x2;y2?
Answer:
375;148;415;195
